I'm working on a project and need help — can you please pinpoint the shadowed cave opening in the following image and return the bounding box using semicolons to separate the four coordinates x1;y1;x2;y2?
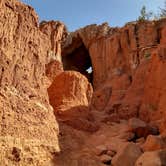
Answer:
62;43;93;84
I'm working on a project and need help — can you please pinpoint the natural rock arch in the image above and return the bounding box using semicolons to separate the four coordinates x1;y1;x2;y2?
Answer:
62;35;93;84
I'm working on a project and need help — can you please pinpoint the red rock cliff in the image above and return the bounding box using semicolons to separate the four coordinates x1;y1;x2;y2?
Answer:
1;0;166;165
62;19;166;135
0;0;66;165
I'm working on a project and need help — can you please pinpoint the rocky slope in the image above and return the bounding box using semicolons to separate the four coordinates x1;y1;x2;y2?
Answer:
0;0;166;165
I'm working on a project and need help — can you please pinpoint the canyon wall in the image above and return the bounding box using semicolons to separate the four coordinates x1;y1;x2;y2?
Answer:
1;0;166;165
0;0;66;165
62;19;166;135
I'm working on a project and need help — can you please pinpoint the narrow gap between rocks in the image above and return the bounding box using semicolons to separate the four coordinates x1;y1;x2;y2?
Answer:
62;43;93;84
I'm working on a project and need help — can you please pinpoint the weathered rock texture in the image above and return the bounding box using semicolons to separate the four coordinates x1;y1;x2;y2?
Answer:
135;149;166;166
48;71;98;132
56;19;166;165
0;0;66;165
62;19;166;135
48;71;93;113
1;0;166;165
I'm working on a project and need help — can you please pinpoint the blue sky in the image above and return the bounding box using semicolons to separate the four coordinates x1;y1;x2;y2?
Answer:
21;0;165;31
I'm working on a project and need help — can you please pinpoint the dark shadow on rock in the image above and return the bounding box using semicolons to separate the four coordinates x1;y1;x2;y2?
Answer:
55;105;99;132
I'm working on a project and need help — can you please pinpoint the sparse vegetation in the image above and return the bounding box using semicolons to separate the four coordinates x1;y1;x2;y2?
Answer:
138;6;153;21
159;1;166;18
138;1;166;22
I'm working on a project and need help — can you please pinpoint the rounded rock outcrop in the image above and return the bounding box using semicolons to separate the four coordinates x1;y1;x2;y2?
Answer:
48;71;93;114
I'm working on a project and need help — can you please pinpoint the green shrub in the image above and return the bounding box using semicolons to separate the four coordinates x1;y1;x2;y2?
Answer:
138;6;153;21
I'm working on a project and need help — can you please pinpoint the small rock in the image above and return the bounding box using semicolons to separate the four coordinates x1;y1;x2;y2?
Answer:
136;137;145;143
135;149;166;166
128;118;147;131
147;124;159;135
136;137;145;146
142;135;166;151
128;118;149;138
95;145;107;156
102;114;120;123
107;150;116;157
128;118;159;139
100;154;112;164
118;132;135;141
112;143;142;166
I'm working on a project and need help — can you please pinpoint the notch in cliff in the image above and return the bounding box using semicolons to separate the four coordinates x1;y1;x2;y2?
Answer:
61;22;114;88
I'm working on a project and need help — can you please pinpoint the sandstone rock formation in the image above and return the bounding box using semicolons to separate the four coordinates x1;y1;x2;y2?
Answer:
0;0;66;165
57;19;166;165
46;60;63;81
142;135;166;151
1;0;166;165
111;143;142;166
47;71;98;132
135;149;166;166
62;18;166;135
48;71;93;114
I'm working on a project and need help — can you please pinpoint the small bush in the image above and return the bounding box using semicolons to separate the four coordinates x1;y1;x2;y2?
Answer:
138;6;153;22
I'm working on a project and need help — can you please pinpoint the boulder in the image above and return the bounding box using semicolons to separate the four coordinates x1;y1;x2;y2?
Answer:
135;149;166;166
136;137;145;144
48;71;93;114
48;71;95;131
112;143;142;166
142;135;166;151
95;145;108;156
107;150;116;157
91;86;112;111
100;154;112;164
128;118;148;138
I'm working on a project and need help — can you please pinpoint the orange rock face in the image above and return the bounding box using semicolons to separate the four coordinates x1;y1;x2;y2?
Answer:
138;28;166;135
48;71;93;114
62;19;166;135
59;20;166;165
46;60;63;81
135;150;166;166
2;0;166;165
0;0;66;164
48;71;96;132
142;135;166;151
